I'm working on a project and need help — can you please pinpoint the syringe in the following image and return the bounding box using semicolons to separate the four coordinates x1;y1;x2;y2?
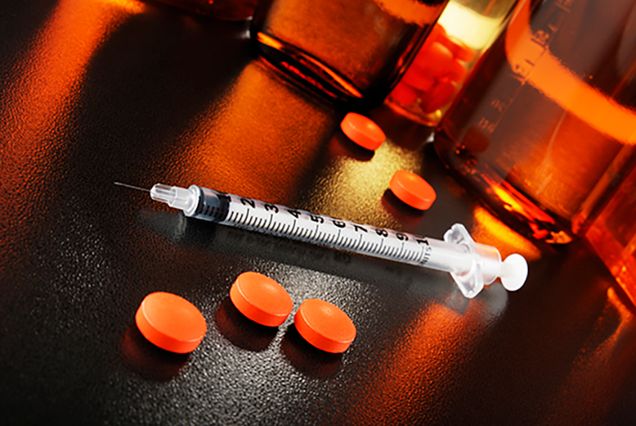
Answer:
116;182;528;298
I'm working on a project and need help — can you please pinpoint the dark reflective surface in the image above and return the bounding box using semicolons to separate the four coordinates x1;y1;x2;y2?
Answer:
1;0;635;424
121;326;190;381
215;298;278;352
280;325;343;379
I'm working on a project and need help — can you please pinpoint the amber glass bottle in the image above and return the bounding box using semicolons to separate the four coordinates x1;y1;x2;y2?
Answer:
251;0;450;104
150;0;259;20
435;0;636;244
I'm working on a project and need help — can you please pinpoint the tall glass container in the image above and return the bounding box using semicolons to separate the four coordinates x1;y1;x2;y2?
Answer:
251;0;450;104
150;0;259;20
386;0;519;125
435;0;636;244
586;154;636;305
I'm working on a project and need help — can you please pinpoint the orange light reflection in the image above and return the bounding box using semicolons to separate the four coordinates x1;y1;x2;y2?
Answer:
505;0;636;145
174;62;338;204
542;286;636;423
105;0;145;14
348;292;506;423
471;206;541;261
477;169;573;244
1;0;144;166
0;0;143;267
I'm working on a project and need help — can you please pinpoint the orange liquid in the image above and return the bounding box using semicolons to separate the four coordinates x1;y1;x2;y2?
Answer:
150;0;258;19
586;164;636;305
435;0;636;244
251;0;449;104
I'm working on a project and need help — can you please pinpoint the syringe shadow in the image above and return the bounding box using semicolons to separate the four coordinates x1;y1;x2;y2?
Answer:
137;209;455;305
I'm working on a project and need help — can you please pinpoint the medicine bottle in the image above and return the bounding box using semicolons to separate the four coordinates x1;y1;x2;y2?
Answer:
386;0;518;125
435;0;636;244
151;0;259;20
251;0;450;104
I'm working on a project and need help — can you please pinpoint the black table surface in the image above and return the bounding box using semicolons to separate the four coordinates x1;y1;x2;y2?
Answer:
2;0;636;424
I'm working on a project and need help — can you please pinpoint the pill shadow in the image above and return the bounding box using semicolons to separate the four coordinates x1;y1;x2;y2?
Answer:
120;326;189;381
328;133;376;161
214;298;278;352
381;189;427;223
280;325;343;379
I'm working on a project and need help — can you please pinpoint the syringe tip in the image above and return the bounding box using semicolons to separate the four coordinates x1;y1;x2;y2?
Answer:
114;182;150;192
150;183;176;204
500;254;528;291
150;183;195;212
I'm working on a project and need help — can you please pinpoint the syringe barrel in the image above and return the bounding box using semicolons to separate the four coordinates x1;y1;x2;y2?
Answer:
473;242;501;284
186;185;476;275
186;185;231;222
144;183;527;297
425;238;474;274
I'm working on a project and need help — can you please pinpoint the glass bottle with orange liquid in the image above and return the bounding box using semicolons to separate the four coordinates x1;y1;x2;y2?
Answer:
435;0;636;244
150;0;259;20
387;0;519;126
251;0;449;104
586;161;636;305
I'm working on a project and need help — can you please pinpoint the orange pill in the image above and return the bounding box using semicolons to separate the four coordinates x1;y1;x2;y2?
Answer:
294;299;356;354
340;112;386;151
421;79;459;113
446;59;468;82
412;41;455;80
429;23;448;43
135;292;207;354
412;27;445;67
400;67;435;92
389;169;437;210
230;272;293;327
442;35;476;62
390;82;419;106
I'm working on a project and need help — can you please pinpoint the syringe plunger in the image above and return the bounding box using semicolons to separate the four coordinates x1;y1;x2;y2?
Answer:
144;183;528;298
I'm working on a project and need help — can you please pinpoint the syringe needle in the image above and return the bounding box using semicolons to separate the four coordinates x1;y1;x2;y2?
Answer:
114;182;150;193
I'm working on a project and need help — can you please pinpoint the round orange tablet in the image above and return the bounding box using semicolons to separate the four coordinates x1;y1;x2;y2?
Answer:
135;292;207;354
389;169;436;210
294;299;356;353
230;272;293;327
420;79;460;113
401;67;435;92
412;41;455;80
390;82;419;105
340;112;386;151
445;59;468;82
443;36;476;62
